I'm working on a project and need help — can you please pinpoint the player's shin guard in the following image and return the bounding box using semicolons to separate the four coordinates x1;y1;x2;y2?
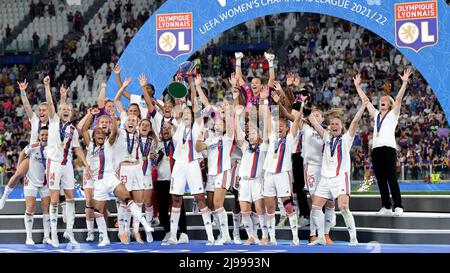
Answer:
242;212;254;238
258;213;268;239
325;207;335;234
311;207;325;239
117;204;126;234
132;203;143;234
266;213;276;240
213;213;222;237
95;212;108;241
126;209;132;233
43;214;51;239
340;208;357;240
24;211;34;239
200;207;214;241
65;200;75;231
169;207;180;238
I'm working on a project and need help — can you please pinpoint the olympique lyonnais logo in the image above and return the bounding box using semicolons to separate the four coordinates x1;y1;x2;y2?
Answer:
395;0;438;52
156;13;193;60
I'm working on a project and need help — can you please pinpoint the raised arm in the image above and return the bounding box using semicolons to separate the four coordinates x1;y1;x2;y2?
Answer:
234;105;245;147
290;109;304;138
97;81;107;109
394;67;413;116
59;84;68;104
109;114;118;145
114;77;132;114
271;91;295;122
77;108;93;133
194;74;211;109
113;64;131;100
18;79;33;120
188;77;199;114
195;126;207;152
261;85;272;137
43;76;56;118
139;74;155;117
348;98;368;137
234;52;245;86
308;112;325;138
264;51;276;87
81;108;97;146
353;73;376;117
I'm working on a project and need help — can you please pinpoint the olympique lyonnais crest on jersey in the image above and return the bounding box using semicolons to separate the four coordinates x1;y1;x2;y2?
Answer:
395;0;438;52
156;13;193;60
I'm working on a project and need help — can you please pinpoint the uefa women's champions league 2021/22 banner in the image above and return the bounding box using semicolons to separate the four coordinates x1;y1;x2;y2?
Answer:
106;0;450;119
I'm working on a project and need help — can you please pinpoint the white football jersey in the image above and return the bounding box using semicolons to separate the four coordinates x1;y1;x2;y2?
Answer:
45;115;80;164
86;141;115;181
238;142;268;178
172;122;203;163
301;124;324;165
24;143;47;187
136;136;155;176
321;131;354;178
113;128;139;168
205;134;233;175
263;133;295;173
30;113;48;143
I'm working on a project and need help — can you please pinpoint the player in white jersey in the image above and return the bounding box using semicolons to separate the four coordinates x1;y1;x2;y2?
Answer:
301;108;336;244
18;127;51;245
196;109;234;245
135;118;158;243
307;99;368;246
262;90;303;246
234;106;270;245
83;117;153;247
0;80;50;209
80;107;113;242
43;76;90;248
165;101;215;245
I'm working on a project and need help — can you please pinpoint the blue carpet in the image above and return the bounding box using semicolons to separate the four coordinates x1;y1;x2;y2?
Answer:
0;241;449;253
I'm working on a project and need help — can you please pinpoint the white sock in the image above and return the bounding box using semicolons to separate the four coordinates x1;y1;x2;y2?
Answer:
277;198;286;217
42;214;50;238
288;212;299;239
145;206;154;228
213;213;222;237
169;207;180;238
65;200;75;231
49;204;58;235
24;212;34;239
267;213;276;240
325;207;335;234
200;207;214;241
95;212;108;241
127;201;151;231
242;212;254;239
340;208;357;239
86;219;94;232
126;209;132;233
309;210;316;236
60;201;66;220
118;205;126;234
132;203;143;234
217;208;230;238
311;209;325;238
232;212;241;234
258;213;268;239
251;212;259;235
3;186;13;196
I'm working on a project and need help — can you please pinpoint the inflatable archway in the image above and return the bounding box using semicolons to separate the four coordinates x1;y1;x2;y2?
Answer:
106;0;449;119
